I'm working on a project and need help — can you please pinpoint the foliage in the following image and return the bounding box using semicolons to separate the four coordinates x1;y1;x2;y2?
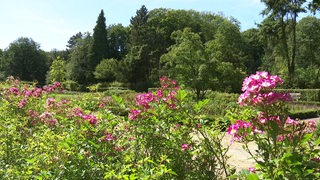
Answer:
88;10;109;82
107;24;129;60
66;33;92;86
228;71;320;179
161;28;212;100
94;58;118;82
127;76;232;178
1;37;49;84
0;76;232;179
259;0;308;86
241;28;264;74
46;57;67;84
289;109;320;120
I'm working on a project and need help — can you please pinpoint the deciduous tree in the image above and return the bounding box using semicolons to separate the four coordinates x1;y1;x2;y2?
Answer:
3;37;48;83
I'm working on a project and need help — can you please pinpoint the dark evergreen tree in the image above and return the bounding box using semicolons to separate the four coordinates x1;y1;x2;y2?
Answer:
130;5;149;46
67;32;83;49
125;5;153;91
87;9;108;82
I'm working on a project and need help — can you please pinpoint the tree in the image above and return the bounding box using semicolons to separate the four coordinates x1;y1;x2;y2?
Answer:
161;28;211;100
0;48;5;80
294;16;320;88
66;33;92;86
205;19;245;67
309;0;320;12
124;5;153;91
67;32;83;49
204;19;246;92
94;58;118;82
87;10;108;81
241;28;264;74
296;16;320;68
260;0;308;86
46;57;67;84
2;37;48;83
107;24;129;60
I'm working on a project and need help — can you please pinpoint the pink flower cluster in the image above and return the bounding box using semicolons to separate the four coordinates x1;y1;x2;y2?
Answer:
70;107;98;125
4;79;63;109
238;71;291;106
227;120;263;142
276;118;317;142
39;111;58;126
128;109;142;120
128;76;179;120
256;112;282;125
181;143;191;151
135;92;154;109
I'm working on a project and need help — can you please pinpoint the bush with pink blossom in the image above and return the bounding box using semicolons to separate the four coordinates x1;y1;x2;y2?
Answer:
227;71;320;179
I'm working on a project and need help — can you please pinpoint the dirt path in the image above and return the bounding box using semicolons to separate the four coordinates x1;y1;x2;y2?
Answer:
222;133;256;172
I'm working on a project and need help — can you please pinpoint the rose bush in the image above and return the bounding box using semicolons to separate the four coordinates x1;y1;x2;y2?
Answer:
0;76;232;179
227;72;320;179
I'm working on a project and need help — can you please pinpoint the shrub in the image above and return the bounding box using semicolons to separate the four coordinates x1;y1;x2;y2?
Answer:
228;71;320;179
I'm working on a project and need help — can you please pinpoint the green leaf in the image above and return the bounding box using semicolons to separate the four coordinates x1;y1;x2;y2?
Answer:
194;99;209;112
112;95;125;108
176;90;188;101
301;133;313;143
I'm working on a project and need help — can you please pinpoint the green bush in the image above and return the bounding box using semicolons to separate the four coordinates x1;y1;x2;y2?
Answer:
289;109;320;120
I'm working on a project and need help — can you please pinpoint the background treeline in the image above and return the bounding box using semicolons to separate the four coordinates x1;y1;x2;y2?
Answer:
0;1;320;98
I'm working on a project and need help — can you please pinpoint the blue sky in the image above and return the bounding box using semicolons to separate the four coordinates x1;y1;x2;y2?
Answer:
0;0;289;51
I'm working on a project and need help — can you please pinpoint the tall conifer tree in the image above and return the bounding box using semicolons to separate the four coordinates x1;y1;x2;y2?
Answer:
88;10;108;81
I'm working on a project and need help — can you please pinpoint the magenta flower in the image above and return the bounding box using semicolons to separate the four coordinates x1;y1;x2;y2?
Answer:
128;109;142;120
227;123;240;135
248;167;256;173
82;114;98;125
18;98;28;108
181;144;191;151
46;97;56;107
71;107;84;117
238;71;289;106
9;87;19;95
135;92;154;109
39;111;57;126
285;117;299;126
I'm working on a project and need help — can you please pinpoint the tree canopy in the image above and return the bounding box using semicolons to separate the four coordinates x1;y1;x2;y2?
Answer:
1;5;320;94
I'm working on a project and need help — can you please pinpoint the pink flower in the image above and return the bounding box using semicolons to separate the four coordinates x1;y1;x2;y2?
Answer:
9;87;19;95
160;76;167;82
18;98;28;108
227;124;240;135
248;167;256;173
277;135;284;142
71;107;84;117
102;134;117;141
181;144;191;151
156;90;163;98
39;111;57;126
239;71;288;106
82;114;98;125
46;98;56;107
285;117;299;126
128;109;142;120
135;92;154;109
